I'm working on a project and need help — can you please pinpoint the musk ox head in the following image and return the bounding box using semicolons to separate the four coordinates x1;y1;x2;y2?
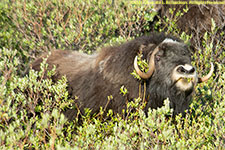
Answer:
133;38;213;114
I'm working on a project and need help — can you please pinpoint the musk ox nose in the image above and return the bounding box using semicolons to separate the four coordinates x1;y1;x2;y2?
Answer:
176;64;196;74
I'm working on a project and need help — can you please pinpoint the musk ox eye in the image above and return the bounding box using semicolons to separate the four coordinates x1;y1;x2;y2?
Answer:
155;55;160;61
182;52;187;56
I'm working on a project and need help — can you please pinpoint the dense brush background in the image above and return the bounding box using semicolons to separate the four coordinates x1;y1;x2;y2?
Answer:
0;0;224;149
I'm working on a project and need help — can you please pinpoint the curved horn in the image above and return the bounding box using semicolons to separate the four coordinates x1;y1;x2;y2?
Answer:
198;62;214;83
134;46;159;79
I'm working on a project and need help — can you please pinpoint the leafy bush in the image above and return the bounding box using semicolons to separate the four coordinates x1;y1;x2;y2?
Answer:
0;0;224;149
0;0;157;72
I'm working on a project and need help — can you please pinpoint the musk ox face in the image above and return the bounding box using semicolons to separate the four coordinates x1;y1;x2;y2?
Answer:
134;38;213;114
156;39;197;93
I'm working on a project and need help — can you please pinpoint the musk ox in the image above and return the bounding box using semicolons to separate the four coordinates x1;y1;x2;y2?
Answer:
154;1;225;56
31;32;213;120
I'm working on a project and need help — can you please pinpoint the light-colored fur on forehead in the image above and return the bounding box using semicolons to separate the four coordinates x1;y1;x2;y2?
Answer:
162;38;181;44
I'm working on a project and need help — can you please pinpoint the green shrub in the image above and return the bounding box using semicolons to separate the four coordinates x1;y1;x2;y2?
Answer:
0;48;76;149
0;0;157;73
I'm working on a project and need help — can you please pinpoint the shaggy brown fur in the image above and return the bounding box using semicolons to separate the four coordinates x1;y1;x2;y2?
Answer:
154;1;225;60
155;1;225;35
32;32;197;120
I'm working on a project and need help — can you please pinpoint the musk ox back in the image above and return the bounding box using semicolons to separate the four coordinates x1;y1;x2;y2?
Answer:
31;32;213;120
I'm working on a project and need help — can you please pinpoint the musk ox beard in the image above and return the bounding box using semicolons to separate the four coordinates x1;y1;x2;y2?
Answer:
31;32;213;120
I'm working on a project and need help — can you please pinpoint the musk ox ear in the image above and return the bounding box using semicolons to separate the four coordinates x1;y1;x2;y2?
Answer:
155;44;166;61
159;42;167;51
137;44;156;59
155;40;171;61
